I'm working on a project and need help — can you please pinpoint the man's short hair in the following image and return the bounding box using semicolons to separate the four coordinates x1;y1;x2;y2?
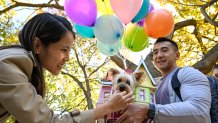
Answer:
154;37;178;51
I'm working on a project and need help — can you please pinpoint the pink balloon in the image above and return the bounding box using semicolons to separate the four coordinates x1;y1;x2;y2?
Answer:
64;0;97;26
110;0;142;25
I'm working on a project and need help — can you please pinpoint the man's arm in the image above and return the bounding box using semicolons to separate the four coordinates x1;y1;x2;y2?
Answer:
154;67;211;123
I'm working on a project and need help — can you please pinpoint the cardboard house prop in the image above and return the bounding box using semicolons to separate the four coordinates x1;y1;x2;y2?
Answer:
134;58;156;104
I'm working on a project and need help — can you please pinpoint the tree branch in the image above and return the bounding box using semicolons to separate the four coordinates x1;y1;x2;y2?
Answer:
88;57;109;77
61;71;86;93
169;0;202;7
110;53;137;70
192;43;218;74
200;0;218;27
193;27;207;56
0;1;64;15
167;19;197;39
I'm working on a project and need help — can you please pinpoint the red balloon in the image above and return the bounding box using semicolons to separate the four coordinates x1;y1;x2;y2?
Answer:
144;8;174;39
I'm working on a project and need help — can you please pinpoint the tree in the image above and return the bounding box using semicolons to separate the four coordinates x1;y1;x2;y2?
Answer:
0;0;111;114
1;0;217;77
112;0;218;77
0;0;217;112
0;0;19;46
59;37;110;110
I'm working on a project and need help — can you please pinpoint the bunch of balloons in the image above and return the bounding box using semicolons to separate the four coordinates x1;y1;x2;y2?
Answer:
64;0;174;56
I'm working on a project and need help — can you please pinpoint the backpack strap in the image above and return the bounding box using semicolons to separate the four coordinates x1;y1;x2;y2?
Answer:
214;78;218;97
171;68;183;101
212;76;218;90
207;76;218;122
207;76;218;92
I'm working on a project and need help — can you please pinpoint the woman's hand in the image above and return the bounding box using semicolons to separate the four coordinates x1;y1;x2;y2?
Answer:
106;91;134;113
94;91;134;119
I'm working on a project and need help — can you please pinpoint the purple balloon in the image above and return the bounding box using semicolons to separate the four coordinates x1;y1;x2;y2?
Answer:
64;0;97;26
149;4;155;13
137;19;145;27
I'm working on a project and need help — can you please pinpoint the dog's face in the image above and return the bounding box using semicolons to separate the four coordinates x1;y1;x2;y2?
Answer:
110;69;145;93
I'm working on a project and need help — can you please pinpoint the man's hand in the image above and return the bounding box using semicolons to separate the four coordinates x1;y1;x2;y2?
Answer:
116;103;149;123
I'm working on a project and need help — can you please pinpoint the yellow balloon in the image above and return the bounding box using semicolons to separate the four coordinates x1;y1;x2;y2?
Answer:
96;0;114;15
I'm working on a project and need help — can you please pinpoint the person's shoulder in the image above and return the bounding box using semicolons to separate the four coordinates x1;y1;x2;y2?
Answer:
0;47;35;70
0;47;34;62
180;66;195;71
178;66;207;81
180;66;203;74
0;47;28;57
0;48;34;82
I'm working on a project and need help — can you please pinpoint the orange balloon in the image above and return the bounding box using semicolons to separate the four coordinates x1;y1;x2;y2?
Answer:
144;8;174;39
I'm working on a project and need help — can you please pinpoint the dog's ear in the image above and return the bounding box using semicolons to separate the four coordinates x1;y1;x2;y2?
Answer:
133;71;145;85
105;68;120;81
109;68;120;76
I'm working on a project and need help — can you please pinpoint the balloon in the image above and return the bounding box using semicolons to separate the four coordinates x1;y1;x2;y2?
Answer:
110;0;142;24
149;3;154;13
74;23;94;38
94;15;124;44
144;8;174;39
132;0;150;23
137;19;145;27
96;0;114;15
123;24;149;52
64;0;97;26
97;40;121;56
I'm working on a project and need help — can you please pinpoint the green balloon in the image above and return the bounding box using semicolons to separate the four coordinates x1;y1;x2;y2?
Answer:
97;40;121;56
123;24;149;52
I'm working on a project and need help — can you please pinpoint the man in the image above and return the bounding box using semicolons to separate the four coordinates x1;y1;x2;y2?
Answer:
212;64;218;78
117;37;211;123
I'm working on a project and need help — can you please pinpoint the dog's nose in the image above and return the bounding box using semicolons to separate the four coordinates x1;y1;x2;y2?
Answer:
119;84;126;92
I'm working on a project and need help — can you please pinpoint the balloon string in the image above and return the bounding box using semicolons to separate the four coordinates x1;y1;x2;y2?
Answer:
103;1;119;43
117;26;130;70
116;52;127;69
103;1;109;15
123;57;127;69
123;26;127;45
130;25;140;48
102;1;115;33
142;38;149;48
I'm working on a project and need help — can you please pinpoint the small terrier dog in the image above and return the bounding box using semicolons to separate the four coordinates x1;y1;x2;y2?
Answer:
105;68;145;123
98;68;145;123
110;68;145;94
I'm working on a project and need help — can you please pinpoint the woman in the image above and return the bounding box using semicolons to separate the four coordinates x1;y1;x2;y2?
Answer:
0;13;133;123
